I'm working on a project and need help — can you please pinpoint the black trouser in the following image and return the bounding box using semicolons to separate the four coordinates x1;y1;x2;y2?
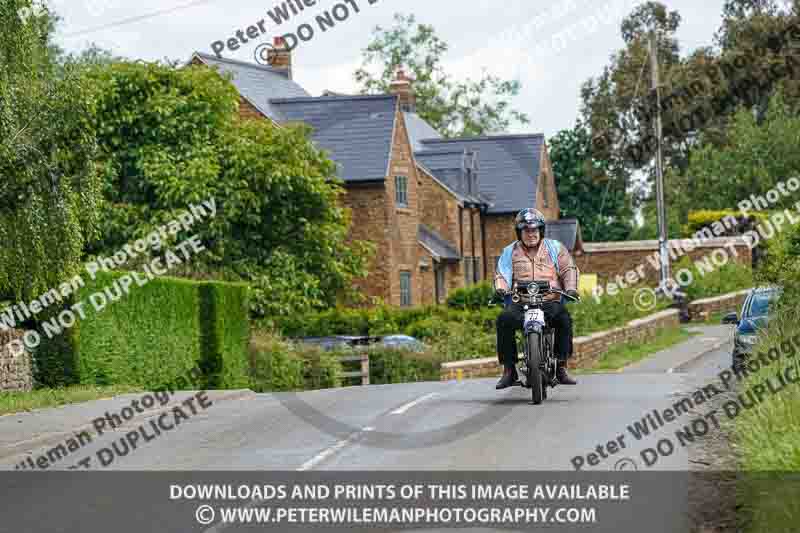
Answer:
496;302;573;367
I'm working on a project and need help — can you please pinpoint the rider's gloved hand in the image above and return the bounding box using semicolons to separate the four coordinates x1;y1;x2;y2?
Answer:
495;288;508;299
566;290;580;301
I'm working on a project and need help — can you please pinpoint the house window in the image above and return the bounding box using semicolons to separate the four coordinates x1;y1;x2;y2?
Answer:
395;175;408;207
435;266;446;304
473;257;482;283
464;257;473;286
400;271;412;307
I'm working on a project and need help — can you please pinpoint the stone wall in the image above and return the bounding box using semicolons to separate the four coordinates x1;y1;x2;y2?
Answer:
440;309;680;380
536;143;560;221
484;214;516;275
0;329;33;392
569;309;679;369
237;97;266;121
688;289;749;321
342;182;390;303
576;237;752;285
461;206;484;284
387;110;422;307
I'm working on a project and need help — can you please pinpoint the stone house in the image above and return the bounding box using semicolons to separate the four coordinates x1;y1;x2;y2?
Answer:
190;41;581;306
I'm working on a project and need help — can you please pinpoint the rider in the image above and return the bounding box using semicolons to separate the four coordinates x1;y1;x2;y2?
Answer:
493;208;580;389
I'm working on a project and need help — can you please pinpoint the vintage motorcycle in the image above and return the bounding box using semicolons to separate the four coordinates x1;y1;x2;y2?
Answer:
492;280;579;405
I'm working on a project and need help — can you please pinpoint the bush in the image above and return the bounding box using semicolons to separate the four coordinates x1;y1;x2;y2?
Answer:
35;271;250;389
683;210;771;237
248;330;341;392
670;256;752;301
367;346;442;384
446;282;494;309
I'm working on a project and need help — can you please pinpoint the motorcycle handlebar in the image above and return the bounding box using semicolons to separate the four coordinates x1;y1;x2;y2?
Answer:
488;283;581;306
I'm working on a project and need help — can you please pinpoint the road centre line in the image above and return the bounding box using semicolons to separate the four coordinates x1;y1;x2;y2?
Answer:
296;428;370;471
389;393;439;415
295;391;444;471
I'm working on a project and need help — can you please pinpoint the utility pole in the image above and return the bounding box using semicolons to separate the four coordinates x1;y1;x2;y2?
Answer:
649;30;671;291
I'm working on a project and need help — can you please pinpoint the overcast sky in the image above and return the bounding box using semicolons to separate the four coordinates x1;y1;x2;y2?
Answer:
52;0;728;139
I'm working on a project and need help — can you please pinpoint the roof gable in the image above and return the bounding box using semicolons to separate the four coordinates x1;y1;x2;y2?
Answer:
271;95;398;182
420;134;544;214
192;52;310;121
414;148;483;204
546;219;583;253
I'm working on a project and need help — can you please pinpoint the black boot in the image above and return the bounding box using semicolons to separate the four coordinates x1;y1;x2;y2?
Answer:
496;366;518;389
556;362;577;385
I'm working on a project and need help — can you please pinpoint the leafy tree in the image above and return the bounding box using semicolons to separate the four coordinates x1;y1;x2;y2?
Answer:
582;2;686;174
583;1;800;235
688;89;800;210
354;13;530;137
83;61;372;317
0;0;101;302
548;122;634;241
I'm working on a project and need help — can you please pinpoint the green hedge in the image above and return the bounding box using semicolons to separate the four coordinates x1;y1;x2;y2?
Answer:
367;346;442;384
35;271;250;390
446;282;494;309
199;282;251;389
248;331;341;392
671;256;752;302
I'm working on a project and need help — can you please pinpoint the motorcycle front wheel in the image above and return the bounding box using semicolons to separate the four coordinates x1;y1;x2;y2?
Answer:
526;332;544;405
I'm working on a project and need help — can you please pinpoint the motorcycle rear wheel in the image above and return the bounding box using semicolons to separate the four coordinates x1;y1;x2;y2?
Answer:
526;332;544;405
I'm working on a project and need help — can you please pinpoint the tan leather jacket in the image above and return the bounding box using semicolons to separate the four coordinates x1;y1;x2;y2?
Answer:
495;240;579;302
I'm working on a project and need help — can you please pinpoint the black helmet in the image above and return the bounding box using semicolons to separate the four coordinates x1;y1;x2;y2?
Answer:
515;208;546;241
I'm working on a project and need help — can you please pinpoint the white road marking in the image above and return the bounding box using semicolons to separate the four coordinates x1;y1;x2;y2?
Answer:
389;392;439;415
296;427;372;472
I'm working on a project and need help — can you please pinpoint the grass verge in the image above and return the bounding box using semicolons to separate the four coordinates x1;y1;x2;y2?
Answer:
577;326;699;374
729;314;800;532
0;385;140;416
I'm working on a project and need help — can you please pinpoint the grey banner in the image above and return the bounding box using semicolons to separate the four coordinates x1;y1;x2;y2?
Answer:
0;471;698;532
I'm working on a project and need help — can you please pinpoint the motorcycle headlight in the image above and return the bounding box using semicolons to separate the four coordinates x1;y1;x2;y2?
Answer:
738;334;758;345
527;284;539;296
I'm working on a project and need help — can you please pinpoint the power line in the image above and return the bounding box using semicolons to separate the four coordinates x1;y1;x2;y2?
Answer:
61;0;220;38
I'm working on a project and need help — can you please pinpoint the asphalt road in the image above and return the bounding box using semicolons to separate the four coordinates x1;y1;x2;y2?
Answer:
0;325;738;533
0;326;735;473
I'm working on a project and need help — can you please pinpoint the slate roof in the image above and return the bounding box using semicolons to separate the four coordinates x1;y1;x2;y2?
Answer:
545;218;583;253
404;111;441;152
191;52;309;121
419;134;545;215
271;95;398;182
418;224;461;262
414;149;484;204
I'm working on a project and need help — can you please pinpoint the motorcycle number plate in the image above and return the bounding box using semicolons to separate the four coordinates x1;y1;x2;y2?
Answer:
525;309;545;324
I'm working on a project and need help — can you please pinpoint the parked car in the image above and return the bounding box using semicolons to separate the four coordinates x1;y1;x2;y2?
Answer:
294;335;425;352
722;286;782;368
292;336;379;352
379;334;426;353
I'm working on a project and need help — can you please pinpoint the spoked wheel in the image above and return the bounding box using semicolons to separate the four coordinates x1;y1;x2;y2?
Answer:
526;332;544;405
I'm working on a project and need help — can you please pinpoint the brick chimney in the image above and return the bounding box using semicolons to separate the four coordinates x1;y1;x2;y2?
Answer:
267;36;293;79
389;68;416;112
